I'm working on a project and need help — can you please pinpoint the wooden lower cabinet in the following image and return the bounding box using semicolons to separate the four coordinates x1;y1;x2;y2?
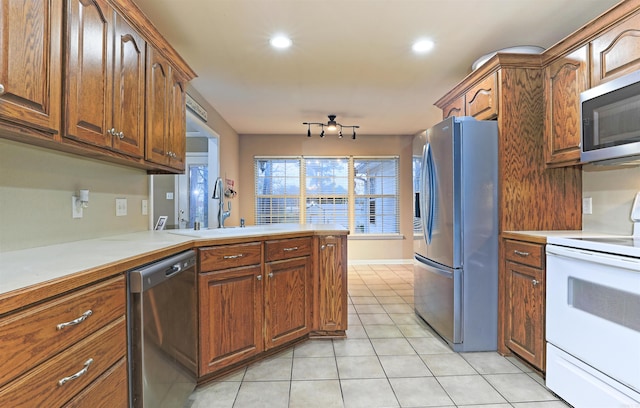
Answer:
198;264;264;376
198;233;347;378
504;239;546;371
314;235;348;334
265;256;312;348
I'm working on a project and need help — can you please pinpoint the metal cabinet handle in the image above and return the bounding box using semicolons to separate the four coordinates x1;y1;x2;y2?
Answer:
268;272;274;278
257;275;262;281
107;128;116;136
0;84;4;95
321;244;335;250
532;279;540;286
118;131;124;140
58;358;93;386
56;310;92;330
283;246;298;252
223;254;244;259
513;250;530;257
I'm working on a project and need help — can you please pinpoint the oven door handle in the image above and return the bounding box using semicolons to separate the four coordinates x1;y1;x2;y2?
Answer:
546;244;640;271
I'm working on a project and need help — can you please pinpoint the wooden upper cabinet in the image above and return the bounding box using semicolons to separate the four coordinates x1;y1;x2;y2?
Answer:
145;47;187;172
465;72;498;120
591;11;640;87
442;95;465;119
64;0;113;148
544;45;588;167
145;47;169;166
65;0;145;158
111;12;145;158
0;0;62;139
169;69;187;171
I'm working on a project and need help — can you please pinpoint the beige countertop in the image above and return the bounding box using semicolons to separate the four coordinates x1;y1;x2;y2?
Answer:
0;224;348;314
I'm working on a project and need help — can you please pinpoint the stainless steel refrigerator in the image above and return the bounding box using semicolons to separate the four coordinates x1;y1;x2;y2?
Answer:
413;116;498;352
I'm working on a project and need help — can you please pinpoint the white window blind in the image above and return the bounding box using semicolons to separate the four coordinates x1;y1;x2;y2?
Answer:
353;158;399;234
254;158;301;224
254;156;400;235
305;157;349;227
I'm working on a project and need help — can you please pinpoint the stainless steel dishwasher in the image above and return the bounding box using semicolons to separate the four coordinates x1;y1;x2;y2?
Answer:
128;250;197;408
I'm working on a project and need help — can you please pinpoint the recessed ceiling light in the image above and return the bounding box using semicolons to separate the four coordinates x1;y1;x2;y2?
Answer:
270;35;292;49
412;39;434;54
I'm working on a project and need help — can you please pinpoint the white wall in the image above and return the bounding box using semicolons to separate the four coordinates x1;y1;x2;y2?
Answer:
582;164;640;235
0;138;149;252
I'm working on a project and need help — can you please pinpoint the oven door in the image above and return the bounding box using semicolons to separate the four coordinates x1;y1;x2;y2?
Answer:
546;244;640;393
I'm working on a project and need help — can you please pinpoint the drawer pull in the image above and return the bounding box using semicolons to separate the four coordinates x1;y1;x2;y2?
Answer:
283;246;298;252
513;250;530;257
532;279;540;286
223;254;244;259
56;310;93;330
58;358;93;386
321;243;335;250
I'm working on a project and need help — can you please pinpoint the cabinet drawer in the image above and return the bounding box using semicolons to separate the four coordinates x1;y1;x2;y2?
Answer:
265;237;312;262
0;276;125;387
504;240;544;268
0;317;126;408
62;357;128;408
466;72;498;120
200;242;262;271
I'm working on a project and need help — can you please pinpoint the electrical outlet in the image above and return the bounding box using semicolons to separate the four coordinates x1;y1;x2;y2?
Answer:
116;198;127;216
72;196;83;218
583;197;593;215
141;200;148;215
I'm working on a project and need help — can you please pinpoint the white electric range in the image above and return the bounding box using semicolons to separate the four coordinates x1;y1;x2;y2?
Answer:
545;235;640;408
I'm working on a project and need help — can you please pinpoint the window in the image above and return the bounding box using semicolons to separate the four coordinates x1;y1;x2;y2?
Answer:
353;158;398;234
255;158;301;224
305;157;349;226
255;156;400;235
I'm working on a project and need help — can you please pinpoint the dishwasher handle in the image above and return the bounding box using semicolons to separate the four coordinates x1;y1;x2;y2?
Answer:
129;250;196;293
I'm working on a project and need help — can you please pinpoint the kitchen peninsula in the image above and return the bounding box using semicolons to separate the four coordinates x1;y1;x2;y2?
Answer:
0;225;348;406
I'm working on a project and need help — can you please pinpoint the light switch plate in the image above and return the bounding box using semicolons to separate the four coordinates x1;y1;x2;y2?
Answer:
116;198;127;216
583;197;593;215
141;200;148;215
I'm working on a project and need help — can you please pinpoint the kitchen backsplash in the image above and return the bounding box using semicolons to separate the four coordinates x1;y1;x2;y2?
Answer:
582;164;640;235
0;138;149;252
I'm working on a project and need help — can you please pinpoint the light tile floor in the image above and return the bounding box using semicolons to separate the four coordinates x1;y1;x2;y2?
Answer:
189;264;567;408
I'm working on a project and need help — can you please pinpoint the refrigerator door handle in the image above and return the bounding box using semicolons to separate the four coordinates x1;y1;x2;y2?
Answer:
420;144;430;244
426;143;436;244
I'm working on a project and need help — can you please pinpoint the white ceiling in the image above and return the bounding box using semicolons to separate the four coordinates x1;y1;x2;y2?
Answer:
133;0;621;136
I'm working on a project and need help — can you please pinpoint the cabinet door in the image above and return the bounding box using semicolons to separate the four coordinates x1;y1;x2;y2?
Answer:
315;236;347;333
506;260;545;371
544;46;588;167
264;256;311;349
0;0;61;139
465;72;498;120
64;0;113;148
198;265;264;376
591;11;640;87
145;47;169;166
111;13;145;158
168;70;186;171
441;95;465;119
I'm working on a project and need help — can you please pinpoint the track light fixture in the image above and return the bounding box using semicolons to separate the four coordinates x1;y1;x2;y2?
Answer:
303;115;359;139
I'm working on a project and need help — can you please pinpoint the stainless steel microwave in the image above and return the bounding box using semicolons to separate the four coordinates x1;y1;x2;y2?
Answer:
581;69;640;165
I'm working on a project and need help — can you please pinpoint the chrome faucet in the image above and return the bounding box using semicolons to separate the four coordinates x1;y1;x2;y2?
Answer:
213;177;231;228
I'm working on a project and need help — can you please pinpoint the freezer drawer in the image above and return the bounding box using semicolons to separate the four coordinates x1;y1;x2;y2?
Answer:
413;256;462;345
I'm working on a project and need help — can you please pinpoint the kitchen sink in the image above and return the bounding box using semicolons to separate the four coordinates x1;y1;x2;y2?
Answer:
168;224;297;238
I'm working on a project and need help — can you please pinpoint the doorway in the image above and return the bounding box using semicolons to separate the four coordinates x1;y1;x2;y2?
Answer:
150;110;219;229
